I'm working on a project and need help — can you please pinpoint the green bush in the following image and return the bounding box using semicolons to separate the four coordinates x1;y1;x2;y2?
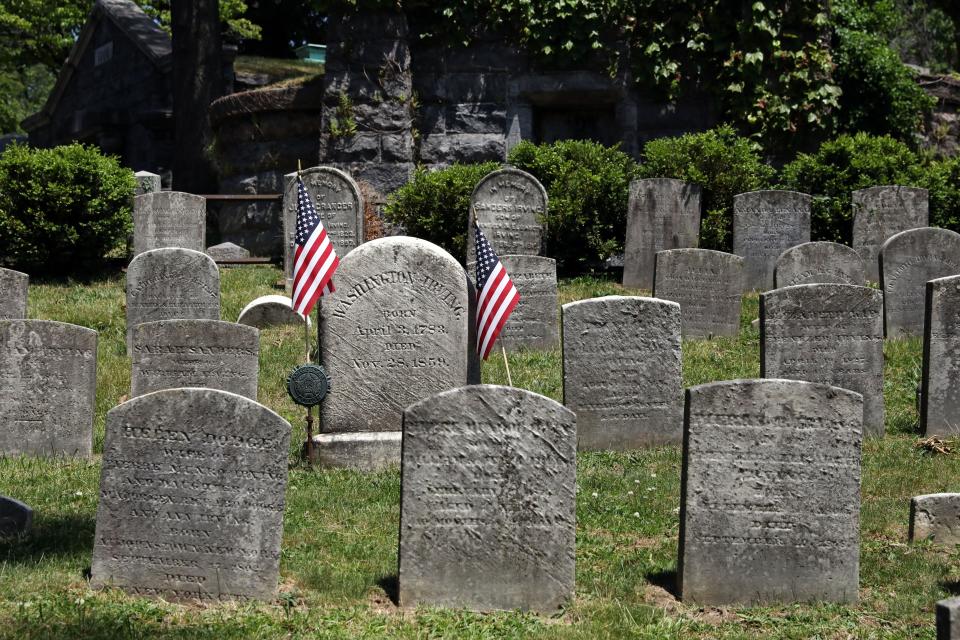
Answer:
0;143;134;270
636;126;774;251
506;139;639;273
924;155;960;232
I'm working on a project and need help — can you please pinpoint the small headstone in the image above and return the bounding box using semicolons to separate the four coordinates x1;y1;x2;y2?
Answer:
466;167;547;265
938;597;960;640
205;242;250;262
761;284;885;437
653;249;743;338
0;320;97;457
880;227;960;337
563;296;682;449
91;388;290;602
853;185;929;282
0;268;28;319
237;295;309;328
399;385;576;612
488;255;559;352
0;496;32;536
910;493;960;545
922;275;960;435
774;241;866;288
622;178;701;290
133;191;206;256
125;248;220;353
131;320;259;400
680;379;862;605
134;171;161;196
733;190;811;291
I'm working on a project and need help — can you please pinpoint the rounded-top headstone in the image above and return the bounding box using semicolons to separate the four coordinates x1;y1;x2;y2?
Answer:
205;242;250;262
466;167;547;265
133;191;206;256
853;185;929;282
0;267;28;319
237;295;309;328
733;190;812;291
774;241;866;288
0;496;32;537
653;248;743;338
921;274;960;436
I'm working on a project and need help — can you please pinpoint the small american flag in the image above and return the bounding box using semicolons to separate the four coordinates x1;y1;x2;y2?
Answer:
292;176;338;317
474;222;519;360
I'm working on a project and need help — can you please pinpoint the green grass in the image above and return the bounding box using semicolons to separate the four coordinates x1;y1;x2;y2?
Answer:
1;266;957;638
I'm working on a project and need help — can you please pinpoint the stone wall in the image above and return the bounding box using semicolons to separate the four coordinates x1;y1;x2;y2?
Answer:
916;69;960;157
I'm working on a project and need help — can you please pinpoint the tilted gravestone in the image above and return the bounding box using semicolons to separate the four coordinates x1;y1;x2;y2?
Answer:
0;268;28;319
317;237;469;470
399;385;576;612
910;493;960;545
134;170;161;196
880;227;960;337
733;190;811;291
0;496;32;536
490;255;559;352
133;191;206;256
0;320;96;457
237;295;309;329
653;249;743;338
562;296;682;450
283;167;363;291
761;284;884;437
922;275;960;435
774;241;866;288
125;248;220;353
622;178;701;290
466;167;547;265
131;320;259;400
679;379;863;605
853;186;928;282
91;388;290;601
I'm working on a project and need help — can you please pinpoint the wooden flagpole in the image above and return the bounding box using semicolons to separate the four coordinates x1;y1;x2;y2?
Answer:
501;345;513;386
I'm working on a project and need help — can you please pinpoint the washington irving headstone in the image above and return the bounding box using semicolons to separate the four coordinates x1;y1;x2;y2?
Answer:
853;185;928;282
733;190;811;291
466;167;547;265
921;275;960;436
0;268;28;319
653;249;743;338
133;191;206;256
774;241;866;288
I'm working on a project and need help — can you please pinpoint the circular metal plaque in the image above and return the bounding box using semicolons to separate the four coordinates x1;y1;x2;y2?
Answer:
286;363;331;407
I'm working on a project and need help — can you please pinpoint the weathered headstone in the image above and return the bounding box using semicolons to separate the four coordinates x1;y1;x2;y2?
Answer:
0;496;32;536
0;268;28;319
205;242;250;262
489;255;559;351
922;275;960;436
237;295;309;329
133;191;206;256
679;379;862;605
562;296;681;449
938;597;960;640
131;320;259;400
653;249;743;338
466;167;547;265
283;167;363;290
125;248;220;353
910;493;960;545
399;385;576;612
0;320;96;457
880;227;960;337
853;185;929;282
761;284;884;437
774;241;866;288
733;190;811;291
134;170;161;196
317;237;469;469
91;388;290;601
622;178;701;290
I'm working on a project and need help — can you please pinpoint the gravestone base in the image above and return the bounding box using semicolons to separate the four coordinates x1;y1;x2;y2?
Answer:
312;432;401;471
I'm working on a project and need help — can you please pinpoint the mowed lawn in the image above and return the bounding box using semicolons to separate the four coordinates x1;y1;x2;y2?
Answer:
1;265;959;639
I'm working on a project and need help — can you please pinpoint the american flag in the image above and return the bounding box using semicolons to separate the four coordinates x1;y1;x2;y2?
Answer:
474;222;520;360
292;176;338;317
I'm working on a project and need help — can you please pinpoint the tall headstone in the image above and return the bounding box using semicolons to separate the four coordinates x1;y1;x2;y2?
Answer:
0;496;32;536
680;379;863;605
939;597;960;640
134;171;161;196
653;249;743;338
131;320;259;400
0;268;28;319
562;296;682;449
237;295;309;329
761;284;884;437
399;385;576;612
774;241;866;288
921;275;960;435
133;191;206;256
91;388;290;601
733;190;811;291
283;167;363;290
880;227;960;337
622;178;701;290
125;248;220;353
0;320;96;457
853;185;929;282
317;237;469;469
466;167;547;265
490;255;559;352
910;493;960;545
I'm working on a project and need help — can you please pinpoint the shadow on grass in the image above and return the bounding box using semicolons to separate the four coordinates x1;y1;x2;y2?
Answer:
0;512;96;565
644;568;679;598
25;258;127;284
378;575;399;605
940;579;960;596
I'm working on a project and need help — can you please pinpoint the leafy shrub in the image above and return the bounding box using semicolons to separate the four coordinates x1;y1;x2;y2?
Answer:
924;156;960;233
0;143;134;270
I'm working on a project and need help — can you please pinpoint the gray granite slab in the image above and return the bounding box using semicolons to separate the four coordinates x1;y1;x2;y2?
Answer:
853;186;928;282
653;248;743;338
0;268;28;319
774;241;866;288
0;496;32;536
922;275;960;436
733;190;811;291
492;255;559;351
237;295;308;328
133;191;206;256
205;242;250;262
134;171;161;196
466;167;546;264
938;597;960;639
910;493;960;545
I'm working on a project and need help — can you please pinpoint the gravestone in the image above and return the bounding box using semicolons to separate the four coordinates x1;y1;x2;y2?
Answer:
774;242;866;288
910;493;960;545
880;227;960;337
0;320;96;457
680;379;863;605
653;249;743;338
399;385;576;612
622;178;701;290
562;296;681;449
853;186;928;282
466;167;547;265
317;236;469;469
205;242;250;262
283;167;363;290
938;597;960;640
761;284;884;437
733;190;811;291
125;248;220;353
134;171;161;196
91;388;290;601
489;255;558;351
133;191;206;256
131;320;259;400
922;275;960;435
237;295;309;328
0;496;32;536
0;268;28;319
